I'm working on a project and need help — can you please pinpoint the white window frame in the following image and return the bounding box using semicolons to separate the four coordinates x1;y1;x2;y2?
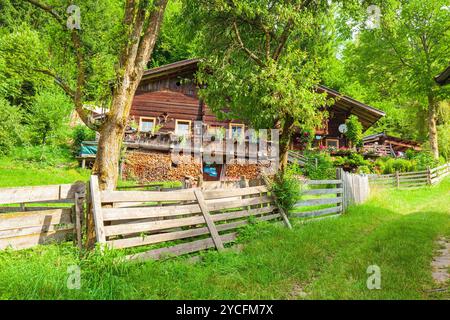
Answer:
175;120;192;136
139;117;156;133
229;123;245;139
325;138;339;149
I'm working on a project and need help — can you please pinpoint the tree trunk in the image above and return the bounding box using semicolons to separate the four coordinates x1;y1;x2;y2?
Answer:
427;94;439;160
91;0;168;191
279;115;295;172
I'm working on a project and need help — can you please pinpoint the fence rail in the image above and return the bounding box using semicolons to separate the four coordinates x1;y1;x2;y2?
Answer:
368;163;450;189
0;182;85;250
89;175;289;261
292;170;370;219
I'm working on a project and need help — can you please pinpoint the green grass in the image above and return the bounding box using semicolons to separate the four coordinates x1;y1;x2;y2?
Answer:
0;158;90;187
0;176;448;299
0;147;90;187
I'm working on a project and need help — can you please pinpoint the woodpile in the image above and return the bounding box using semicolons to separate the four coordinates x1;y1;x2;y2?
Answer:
225;163;261;180
123;151;201;182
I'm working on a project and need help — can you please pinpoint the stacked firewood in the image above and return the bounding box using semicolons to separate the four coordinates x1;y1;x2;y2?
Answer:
123;151;201;182
225;163;261;180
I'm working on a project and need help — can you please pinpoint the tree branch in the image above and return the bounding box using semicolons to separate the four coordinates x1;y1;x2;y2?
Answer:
24;0;64;25
272;20;293;61
232;21;264;67
33;68;75;97
134;0;168;73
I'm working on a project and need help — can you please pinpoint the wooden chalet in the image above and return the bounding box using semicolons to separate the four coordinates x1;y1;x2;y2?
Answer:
128;59;385;150
362;133;422;157
435;65;450;86
119;59;385;182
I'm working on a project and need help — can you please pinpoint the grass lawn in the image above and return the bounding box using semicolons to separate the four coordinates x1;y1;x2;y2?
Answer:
0;155;90;188
0;165;448;299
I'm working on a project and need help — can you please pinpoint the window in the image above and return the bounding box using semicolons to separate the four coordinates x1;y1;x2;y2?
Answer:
325;138;339;149
229;123;245;139
175;120;191;136
139;117;156;132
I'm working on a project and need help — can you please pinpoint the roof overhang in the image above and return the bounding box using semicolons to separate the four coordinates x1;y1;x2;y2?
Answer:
435;65;450;86
141;59;200;81
317;85;385;131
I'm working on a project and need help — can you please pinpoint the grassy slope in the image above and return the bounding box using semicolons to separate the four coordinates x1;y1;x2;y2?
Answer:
0;175;448;299
0;158;90;187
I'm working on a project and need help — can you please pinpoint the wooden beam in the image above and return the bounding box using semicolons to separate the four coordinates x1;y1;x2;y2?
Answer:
89;176;106;244
194;189;224;251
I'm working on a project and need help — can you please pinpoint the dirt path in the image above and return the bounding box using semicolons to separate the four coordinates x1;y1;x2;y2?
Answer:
432;237;450;285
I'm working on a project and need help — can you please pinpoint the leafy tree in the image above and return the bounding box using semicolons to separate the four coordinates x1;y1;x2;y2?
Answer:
6;0;169;190
340;0;450;159
0;98;23;155
149;0;193;67
181;0;338;171
345;115;363;148
27;90;73;145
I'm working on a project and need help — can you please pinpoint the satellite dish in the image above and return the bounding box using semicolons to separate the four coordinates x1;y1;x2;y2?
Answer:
338;124;348;134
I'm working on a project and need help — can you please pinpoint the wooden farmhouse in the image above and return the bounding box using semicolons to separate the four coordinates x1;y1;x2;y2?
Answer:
362;133;422;157
89;59;386;183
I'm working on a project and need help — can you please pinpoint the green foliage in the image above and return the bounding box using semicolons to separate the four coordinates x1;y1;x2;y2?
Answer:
270;167;301;213
333;152;371;170
382;158;415;174
405;150;440;170
0;98;23;155
27;90;73;145
437;123;450;161
345;115;363;147
333;0;450;156
0;177;449;299
72;125;96;155
11;145;75;167
302;151;336;180
182;0;333;147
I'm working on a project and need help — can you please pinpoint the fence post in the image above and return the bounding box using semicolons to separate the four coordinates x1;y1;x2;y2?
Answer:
427;166;432;185
395;171;400;188
336;168;344;213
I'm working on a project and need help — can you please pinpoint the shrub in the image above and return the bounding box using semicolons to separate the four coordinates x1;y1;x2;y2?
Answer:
12;145;75;167
270;167;301;213
405;150;439;170
27;90;73;145
72;125;97;155
382;158;415;174
345;115;363;148
301;151;336;180
0;98;24;155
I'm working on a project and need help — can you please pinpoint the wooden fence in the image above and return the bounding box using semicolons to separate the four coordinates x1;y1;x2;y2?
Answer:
368;163;450;189
292;170;370;219
89;175;289;261
0;183;85;250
